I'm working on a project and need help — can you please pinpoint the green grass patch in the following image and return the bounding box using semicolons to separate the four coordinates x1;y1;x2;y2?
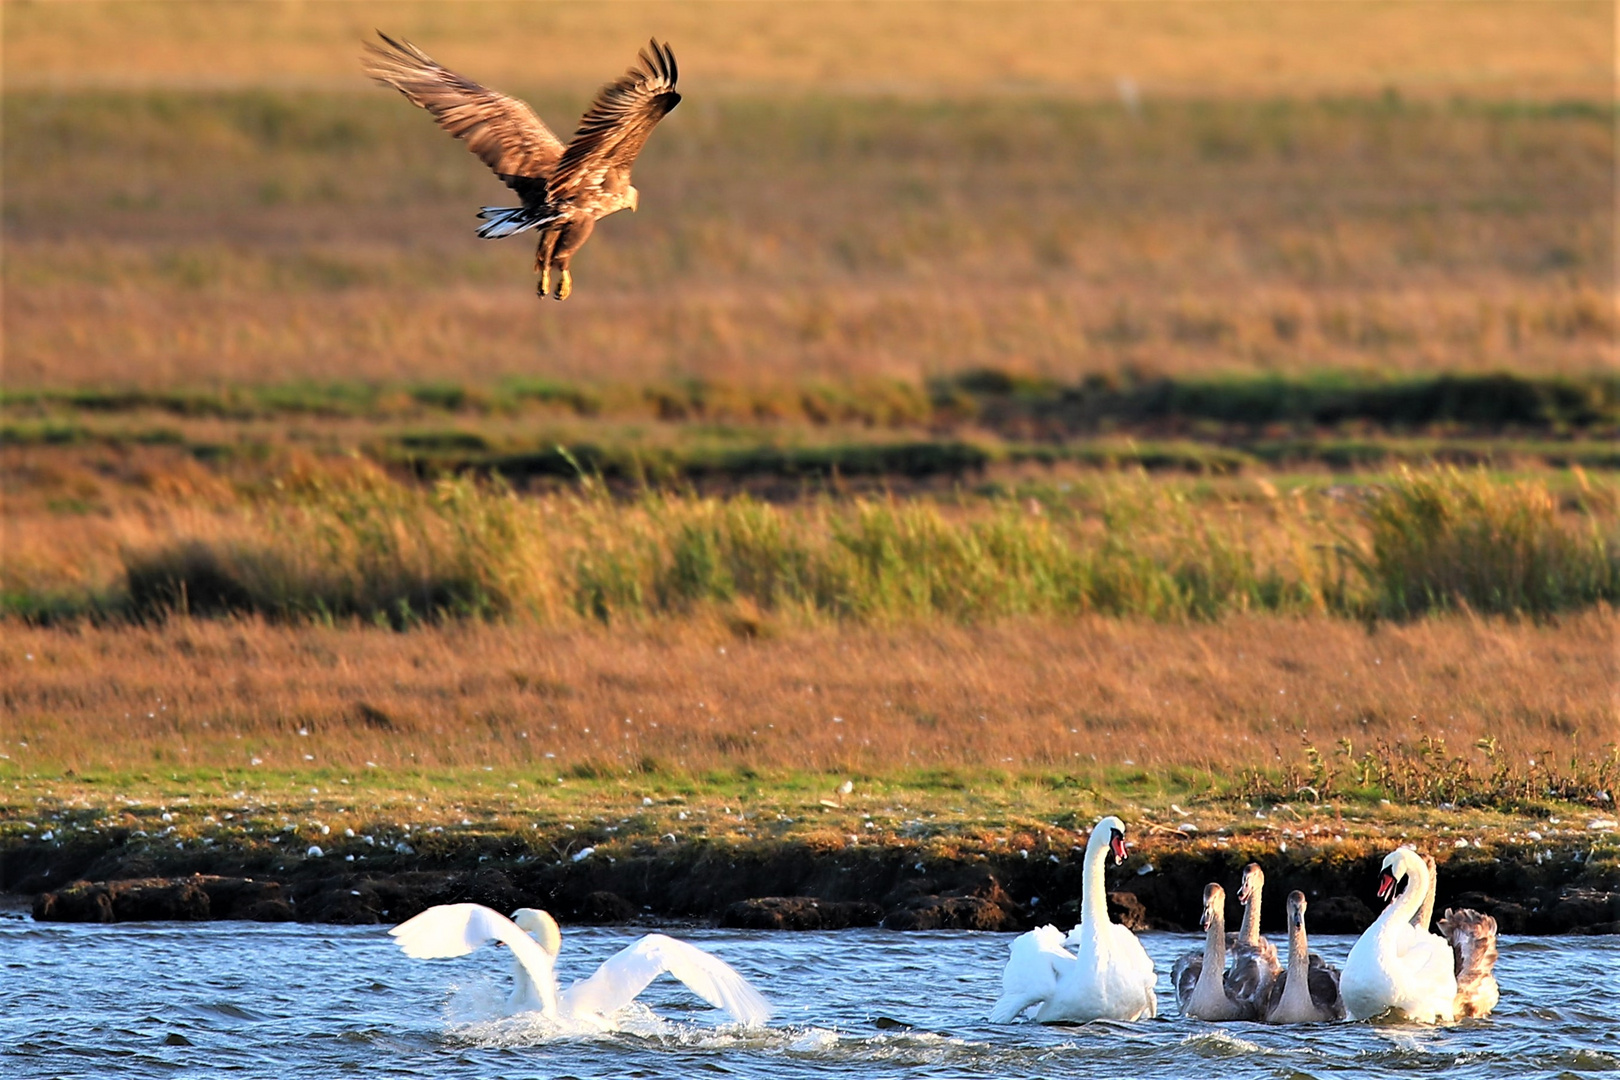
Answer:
8;370;1618;433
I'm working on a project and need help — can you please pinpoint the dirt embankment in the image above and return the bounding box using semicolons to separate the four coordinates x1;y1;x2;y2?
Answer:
8;833;1617;935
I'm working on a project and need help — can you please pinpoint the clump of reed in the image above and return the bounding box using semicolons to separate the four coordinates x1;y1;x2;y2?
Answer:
114;464;1328;625
96;462;1617;627
125;467;560;626
1346;466;1618;617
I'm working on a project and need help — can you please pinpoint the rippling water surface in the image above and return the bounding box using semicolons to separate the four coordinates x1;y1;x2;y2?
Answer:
3;912;1615;1079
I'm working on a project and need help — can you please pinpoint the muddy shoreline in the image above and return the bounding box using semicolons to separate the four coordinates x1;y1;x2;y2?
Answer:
8;833;1617;935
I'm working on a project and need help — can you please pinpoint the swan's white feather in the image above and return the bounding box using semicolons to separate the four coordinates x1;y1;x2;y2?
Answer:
989;924;1073;1022
1089;919;1159;1020
388;902;560;1015
560;933;773;1027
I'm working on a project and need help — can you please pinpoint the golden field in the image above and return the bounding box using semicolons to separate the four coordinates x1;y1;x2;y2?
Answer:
7;1;1609;98
3;2;1612;388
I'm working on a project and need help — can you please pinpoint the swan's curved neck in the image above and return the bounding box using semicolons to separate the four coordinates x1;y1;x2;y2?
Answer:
1276;917;1312;1013
1414;865;1437;931
1378;859;1429;937
1081;836;1111;926
511;945;561;1017
1196;907;1228;992
1286;919;1309;979
1238;887;1262;944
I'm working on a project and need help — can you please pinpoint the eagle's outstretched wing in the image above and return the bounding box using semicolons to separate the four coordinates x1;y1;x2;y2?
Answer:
363;32;564;201
549;39;680;204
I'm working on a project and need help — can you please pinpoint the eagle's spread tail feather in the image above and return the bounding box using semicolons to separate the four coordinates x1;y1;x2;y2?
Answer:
475;206;556;239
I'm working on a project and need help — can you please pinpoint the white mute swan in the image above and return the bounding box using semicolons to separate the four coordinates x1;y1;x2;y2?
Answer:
389;903;772;1029
990;816;1158;1023
1227;862;1281;1006
1340;848;1457;1023
1172;883;1258;1020
1262;891;1344;1023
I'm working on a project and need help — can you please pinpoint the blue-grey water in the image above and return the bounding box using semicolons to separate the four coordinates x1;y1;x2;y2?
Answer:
3;912;1615;1079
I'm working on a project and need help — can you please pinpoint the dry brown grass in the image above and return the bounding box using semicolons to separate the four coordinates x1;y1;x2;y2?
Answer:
6;92;1610;387
6;1;1609;98
3;613;1613;780
4;4;1613;389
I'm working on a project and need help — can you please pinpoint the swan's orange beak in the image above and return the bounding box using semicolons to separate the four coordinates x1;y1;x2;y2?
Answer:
1376;869;1397;902
1109;830;1128;865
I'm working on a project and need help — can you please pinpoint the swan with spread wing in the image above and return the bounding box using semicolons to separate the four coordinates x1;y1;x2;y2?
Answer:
389;903;772;1030
364;32;680;300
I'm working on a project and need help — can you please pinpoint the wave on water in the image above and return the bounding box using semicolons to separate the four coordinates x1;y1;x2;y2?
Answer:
1177;1029;1267;1057
783;1028;975;1058
185;1000;270;1024
444;1007;1001;1069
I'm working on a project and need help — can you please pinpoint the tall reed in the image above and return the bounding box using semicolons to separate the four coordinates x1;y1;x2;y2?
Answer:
1349;467;1618;617
125;467;560;626
100;464;1616;626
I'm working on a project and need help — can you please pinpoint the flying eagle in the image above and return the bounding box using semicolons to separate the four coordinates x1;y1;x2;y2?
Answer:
363;33;680;300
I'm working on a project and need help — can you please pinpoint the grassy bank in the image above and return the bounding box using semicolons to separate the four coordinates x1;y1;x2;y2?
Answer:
8;760;1616;931
10;1;1607;97
15;611;1610;915
5;766;1616;890
8;370;1620;505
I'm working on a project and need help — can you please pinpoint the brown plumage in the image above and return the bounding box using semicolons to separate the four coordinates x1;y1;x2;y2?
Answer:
1227;862;1282;1008
1262;892;1345;1024
1438;907;1500;1018
363;32;680;300
1173;883;1261;1020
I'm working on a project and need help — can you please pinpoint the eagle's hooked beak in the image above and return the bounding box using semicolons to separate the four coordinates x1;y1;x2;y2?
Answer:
629;187;640;213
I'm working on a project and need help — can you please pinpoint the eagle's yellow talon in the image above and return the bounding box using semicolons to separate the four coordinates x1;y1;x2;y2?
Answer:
539;266;551;297
555;269;572;301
